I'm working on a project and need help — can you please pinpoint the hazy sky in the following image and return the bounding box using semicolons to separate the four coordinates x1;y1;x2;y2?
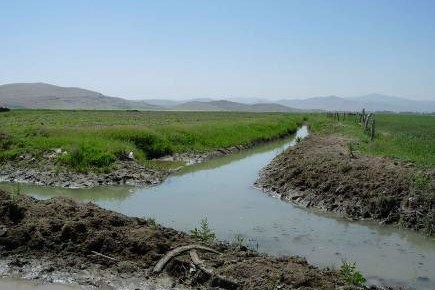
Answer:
1;0;435;100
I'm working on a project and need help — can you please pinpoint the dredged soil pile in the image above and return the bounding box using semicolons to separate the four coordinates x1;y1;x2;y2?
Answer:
256;135;434;234
0;189;355;290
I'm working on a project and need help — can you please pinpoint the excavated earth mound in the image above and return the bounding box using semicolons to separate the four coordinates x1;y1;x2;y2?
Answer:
256;134;434;235
0;189;359;290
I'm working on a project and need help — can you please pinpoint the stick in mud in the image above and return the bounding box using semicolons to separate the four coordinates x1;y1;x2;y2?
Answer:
89;251;118;262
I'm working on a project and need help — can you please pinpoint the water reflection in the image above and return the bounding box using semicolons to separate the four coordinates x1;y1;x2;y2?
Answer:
0;183;135;202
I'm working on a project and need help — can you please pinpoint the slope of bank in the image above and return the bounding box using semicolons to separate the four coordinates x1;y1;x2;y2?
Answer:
256;134;434;235
0;189;359;290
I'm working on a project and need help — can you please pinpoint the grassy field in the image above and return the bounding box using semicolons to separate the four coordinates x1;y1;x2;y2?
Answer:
0;110;304;171
1;110;433;172
308;113;435;168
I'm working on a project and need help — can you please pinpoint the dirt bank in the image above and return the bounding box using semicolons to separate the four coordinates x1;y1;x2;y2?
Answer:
0;159;169;188
0;189;367;290
256;134;434;235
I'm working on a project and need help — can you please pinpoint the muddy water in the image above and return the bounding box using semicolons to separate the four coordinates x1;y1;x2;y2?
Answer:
1;126;435;290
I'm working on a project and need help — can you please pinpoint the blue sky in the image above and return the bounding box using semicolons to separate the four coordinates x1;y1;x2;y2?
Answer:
1;0;435;100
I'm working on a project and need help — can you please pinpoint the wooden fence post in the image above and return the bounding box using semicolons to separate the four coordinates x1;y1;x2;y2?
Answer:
364;113;372;131
361;109;365;127
371;119;376;141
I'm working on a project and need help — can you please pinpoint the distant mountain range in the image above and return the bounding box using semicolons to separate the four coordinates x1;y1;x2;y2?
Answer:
1;83;434;113
0;83;298;112
275;94;435;113
172;100;298;112
0;83;159;110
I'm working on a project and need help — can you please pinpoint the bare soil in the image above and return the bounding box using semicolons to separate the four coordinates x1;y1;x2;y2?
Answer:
0;189;361;290
0;159;168;188
256;134;434;235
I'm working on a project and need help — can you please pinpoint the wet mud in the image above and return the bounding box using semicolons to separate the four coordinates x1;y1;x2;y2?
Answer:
0;189;361;290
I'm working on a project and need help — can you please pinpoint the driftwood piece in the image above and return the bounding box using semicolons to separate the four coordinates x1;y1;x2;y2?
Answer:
190;250;239;288
153;244;219;273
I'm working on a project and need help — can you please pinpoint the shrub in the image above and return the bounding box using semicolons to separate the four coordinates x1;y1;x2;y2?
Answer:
340;260;366;287
190;218;216;242
143;217;157;227
61;143;114;172
107;130;173;159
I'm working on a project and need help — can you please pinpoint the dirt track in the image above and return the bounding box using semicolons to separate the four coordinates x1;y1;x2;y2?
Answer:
0;189;358;290
256;134;434;234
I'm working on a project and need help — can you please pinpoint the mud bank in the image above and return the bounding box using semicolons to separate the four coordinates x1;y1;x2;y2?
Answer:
0;159;168;189
0;131;296;189
256;134;434;235
0;189;370;290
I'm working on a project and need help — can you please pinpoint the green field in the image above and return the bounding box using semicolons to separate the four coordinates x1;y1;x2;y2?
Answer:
308;113;435;168
1;110;433;172
0;110;304;171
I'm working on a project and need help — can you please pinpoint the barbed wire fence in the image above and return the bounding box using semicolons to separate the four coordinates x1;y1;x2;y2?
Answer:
326;109;376;140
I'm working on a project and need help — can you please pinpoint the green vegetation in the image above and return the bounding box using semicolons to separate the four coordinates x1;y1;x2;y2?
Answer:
231;233;247;247
2;110;432;171
10;183;21;202
308;113;435;168
0;110;303;171
190;218;216;242
340;260;366;287
413;174;433;191
7;184;23;221
143;217;157;228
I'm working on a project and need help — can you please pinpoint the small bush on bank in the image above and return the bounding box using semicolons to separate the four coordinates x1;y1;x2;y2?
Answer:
103;128;173;159
60;143;114;172
340;260;366;287
190;218;216;242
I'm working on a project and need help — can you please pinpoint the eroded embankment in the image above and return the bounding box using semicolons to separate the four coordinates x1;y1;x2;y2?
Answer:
0;189;355;290
256;134;434;235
